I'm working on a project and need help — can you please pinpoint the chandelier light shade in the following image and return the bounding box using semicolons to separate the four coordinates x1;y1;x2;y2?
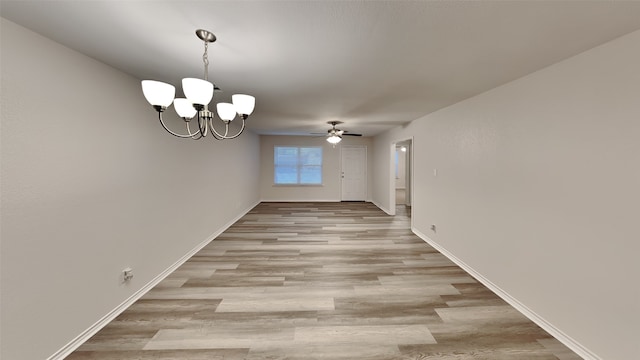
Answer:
141;80;175;109
141;29;255;140
174;98;198;118
216;103;236;121
232;94;256;116
182;78;214;107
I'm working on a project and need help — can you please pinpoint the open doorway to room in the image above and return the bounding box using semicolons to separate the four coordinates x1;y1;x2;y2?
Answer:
391;138;413;217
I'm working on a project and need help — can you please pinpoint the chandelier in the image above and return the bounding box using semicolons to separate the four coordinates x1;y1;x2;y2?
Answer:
141;29;255;140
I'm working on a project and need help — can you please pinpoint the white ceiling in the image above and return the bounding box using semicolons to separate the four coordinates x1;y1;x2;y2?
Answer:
3;1;640;136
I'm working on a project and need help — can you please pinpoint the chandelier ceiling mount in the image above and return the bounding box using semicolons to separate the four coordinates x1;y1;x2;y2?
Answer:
195;29;217;43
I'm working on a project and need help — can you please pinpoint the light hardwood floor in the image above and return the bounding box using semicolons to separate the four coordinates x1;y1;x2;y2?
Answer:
67;202;582;359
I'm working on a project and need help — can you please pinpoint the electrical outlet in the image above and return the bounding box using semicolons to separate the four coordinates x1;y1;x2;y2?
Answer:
430;224;436;232
123;267;133;282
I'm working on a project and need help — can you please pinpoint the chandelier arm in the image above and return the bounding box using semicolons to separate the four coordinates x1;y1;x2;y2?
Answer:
207;117;232;139
197;113;208;137
158;112;202;138
221;118;247;139
186;121;204;140
222;121;230;138
207;118;225;140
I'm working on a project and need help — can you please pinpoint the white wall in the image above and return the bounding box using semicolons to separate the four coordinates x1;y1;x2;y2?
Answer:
372;30;640;360
260;135;373;202
0;19;261;360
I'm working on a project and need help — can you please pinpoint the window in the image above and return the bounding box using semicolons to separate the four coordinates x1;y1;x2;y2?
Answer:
274;146;322;185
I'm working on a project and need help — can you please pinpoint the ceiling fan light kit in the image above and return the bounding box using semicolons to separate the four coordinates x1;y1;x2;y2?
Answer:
141;29;255;140
327;134;342;144
322;121;362;145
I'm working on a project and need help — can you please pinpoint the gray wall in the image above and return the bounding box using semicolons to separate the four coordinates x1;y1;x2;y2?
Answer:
0;19;261;360
372;30;640;360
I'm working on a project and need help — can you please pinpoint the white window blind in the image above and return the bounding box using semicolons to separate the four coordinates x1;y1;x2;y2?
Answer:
274;146;322;185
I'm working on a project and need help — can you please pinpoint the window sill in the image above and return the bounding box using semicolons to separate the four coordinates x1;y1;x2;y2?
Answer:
273;184;324;187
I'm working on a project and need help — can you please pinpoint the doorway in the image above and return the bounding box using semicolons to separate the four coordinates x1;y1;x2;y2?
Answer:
391;138;413;215
341;145;367;201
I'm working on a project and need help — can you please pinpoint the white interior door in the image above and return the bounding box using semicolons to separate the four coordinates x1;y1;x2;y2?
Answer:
341;146;367;201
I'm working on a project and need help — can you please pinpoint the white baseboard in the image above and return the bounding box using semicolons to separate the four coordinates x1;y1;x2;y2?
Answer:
412;226;600;360
47;200;260;360
260;199;375;204
260;199;341;202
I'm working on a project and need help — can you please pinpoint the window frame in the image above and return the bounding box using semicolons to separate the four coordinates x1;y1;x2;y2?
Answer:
273;146;323;186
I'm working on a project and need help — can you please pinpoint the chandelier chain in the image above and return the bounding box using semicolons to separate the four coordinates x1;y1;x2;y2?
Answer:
203;42;209;81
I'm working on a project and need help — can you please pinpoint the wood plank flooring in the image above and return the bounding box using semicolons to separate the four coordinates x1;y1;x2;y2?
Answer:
67;202;582;359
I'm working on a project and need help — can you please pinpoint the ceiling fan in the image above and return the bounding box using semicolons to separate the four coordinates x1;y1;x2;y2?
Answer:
313;121;362;144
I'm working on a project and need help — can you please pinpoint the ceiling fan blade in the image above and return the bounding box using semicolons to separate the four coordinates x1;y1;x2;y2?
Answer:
315;121;362;137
